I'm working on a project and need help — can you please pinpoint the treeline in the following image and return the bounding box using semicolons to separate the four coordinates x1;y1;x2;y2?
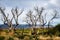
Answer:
0;7;60;30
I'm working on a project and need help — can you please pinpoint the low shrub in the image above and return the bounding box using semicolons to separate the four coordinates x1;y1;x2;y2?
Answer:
0;36;5;40
3;29;9;33
8;37;14;40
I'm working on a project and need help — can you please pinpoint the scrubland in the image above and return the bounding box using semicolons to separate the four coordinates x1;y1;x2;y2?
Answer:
0;27;60;40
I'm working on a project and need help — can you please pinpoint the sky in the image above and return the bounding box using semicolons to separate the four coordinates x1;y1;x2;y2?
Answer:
0;0;60;25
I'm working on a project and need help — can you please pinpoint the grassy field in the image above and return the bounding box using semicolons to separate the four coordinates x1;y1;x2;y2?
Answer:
0;28;60;40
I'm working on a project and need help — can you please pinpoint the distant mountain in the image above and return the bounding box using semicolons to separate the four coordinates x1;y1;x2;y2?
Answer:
0;24;53;29
0;24;31;29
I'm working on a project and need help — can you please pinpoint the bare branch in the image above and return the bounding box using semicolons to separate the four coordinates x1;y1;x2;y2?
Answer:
0;7;13;30
47;10;59;28
18;9;24;16
11;7;24;26
0;7;7;24
0;7;6;17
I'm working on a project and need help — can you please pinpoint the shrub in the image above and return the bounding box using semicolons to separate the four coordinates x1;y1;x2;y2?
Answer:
47;24;60;37
0;36;5;40
29;35;33;40
18;35;25;39
3;29;9;33
55;31;60;37
46;28;55;37
8;37;14;40
53;24;60;36
54;24;60;32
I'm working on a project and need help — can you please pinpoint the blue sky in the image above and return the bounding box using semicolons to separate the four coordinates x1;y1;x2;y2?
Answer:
0;0;60;25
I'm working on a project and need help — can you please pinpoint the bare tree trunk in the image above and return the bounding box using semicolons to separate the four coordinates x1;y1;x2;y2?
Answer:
48;21;50;29
11;7;23;29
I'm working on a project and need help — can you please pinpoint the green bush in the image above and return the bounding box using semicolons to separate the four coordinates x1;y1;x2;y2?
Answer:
55;31;60;37
18;35;25;39
47;24;60;37
0;36;5;40
54;24;60;32
8;37;14;40
3;29;9;33
29;35;33;40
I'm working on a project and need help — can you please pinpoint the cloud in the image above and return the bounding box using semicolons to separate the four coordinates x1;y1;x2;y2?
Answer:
0;0;49;9
0;0;60;24
49;0;60;7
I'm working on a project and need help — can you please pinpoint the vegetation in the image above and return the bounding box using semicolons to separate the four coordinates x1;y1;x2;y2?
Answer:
0;36;5;40
8;37;14;40
0;24;60;40
0;6;60;40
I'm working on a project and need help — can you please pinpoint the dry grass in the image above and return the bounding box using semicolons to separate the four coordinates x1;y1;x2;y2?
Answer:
0;28;60;40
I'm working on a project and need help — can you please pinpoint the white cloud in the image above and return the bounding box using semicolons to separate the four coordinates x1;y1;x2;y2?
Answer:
0;0;60;24
49;0;60;6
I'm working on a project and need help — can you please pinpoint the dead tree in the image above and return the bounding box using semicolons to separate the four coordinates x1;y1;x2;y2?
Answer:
33;15;38;26
24;10;38;27
11;7;23;26
24;10;38;37
34;7;46;27
0;7;13;30
0;7;7;24
24;7;46;27
25;10;33;26
34;7;60;29
47;10;59;28
6;14;13;30
40;13;47;28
